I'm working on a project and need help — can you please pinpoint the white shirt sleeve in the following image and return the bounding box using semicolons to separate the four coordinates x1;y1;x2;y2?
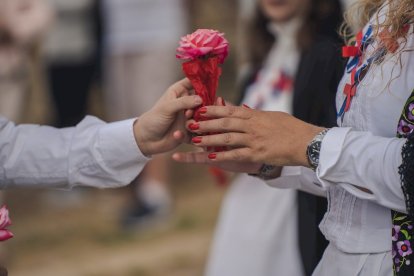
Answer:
265;166;327;197
317;127;406;212
0;115;150;189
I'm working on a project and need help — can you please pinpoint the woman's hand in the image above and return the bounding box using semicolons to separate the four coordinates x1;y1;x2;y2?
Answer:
134;78;202;156
179;105;324;167
173;98;265;174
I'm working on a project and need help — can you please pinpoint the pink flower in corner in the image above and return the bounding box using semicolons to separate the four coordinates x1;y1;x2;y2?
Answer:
176;29;229;64
0;206;13;241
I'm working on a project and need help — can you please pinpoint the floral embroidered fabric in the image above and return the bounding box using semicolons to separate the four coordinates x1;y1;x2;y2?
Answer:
393;90;414;275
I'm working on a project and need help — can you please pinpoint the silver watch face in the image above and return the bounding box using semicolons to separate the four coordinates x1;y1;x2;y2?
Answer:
306;129;329;170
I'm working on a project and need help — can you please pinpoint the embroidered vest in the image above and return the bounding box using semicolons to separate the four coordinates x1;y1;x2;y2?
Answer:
392;90;414;275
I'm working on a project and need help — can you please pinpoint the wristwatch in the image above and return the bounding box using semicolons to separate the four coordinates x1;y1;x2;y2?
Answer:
306;129;329;171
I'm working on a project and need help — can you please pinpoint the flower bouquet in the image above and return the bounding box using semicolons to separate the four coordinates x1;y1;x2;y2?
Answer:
0;206;13;242
176;29;229;121
176;29;229;186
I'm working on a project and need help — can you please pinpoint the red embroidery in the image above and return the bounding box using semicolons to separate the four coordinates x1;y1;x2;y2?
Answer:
273;71;293;92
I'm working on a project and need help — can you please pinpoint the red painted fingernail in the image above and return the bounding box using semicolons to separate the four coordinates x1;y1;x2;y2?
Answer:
208;153;217;160
199;107;207;114
189;123;199;130
242;104;251;109
221;97;226;106
192;137;202;143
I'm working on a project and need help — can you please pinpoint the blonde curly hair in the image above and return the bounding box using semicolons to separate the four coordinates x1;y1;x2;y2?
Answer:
342;0;414;44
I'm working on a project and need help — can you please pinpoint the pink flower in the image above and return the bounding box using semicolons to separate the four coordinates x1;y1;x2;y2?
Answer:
0;206;13;242
176;29;229;64
393;225;401;241
397;240;413;257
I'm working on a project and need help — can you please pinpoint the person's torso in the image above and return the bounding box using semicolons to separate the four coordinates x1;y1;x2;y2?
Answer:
321;9;414;253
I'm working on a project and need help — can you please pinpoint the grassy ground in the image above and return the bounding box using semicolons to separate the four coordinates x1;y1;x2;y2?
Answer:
5;162;228;276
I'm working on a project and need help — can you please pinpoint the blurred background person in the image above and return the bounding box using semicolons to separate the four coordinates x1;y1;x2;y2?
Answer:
41;0;103;208
0;0;52;123
43;0;102;128
204;0;344;275
102;0;188;228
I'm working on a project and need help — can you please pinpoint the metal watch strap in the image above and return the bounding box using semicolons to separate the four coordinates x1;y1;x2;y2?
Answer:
306;129;329;171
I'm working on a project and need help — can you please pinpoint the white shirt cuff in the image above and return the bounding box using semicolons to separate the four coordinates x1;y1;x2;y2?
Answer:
316;127;352;189
98;118;150;171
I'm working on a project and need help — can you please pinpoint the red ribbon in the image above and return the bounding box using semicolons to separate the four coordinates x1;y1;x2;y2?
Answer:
343;83;356;112
342;30;364;112
342;46;360;58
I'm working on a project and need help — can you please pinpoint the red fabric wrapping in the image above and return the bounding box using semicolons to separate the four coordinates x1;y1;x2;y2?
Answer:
183;56;229;187
182;56;221;121
209;166;229;187
177;29;229;186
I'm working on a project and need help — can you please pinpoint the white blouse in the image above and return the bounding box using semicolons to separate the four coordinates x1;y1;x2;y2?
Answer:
266;4;414;275
242;19;300;112
0;116;149;189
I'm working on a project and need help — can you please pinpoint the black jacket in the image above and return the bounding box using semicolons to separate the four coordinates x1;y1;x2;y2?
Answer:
294;37;344;276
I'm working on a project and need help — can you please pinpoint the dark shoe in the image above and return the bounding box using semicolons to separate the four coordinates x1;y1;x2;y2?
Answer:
120;203;169;231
